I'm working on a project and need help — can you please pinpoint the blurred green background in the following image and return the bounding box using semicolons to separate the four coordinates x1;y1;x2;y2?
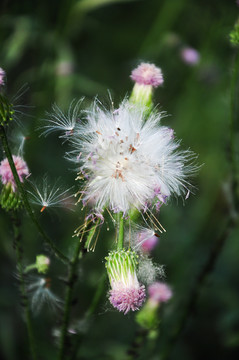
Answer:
0;0;239;359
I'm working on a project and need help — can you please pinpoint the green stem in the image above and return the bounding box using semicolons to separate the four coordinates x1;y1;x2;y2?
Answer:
24;263;38;273
117;211;124;250
12;214;38;360
85;272;106;318
58;234;84;360
230;52;239;210
0;125;70;265
126;328;148;360
69;272;106;360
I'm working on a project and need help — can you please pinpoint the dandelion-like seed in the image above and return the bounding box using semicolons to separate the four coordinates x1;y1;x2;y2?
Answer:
137;228;159;253
105;249;146;314
0;155;29;192
70;100;197;215
40;99;83;139
27;276;62;314
27;176;74;212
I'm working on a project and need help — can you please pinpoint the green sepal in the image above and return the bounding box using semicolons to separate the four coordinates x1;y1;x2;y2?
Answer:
129;83;153;113
0;183;22;211
105;249;138;286
135;300;160;330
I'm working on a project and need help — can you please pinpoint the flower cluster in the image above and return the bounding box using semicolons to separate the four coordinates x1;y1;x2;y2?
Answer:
40;62;198;314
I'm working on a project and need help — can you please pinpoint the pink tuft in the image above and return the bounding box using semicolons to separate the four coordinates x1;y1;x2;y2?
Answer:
0;155;29;192
148;282;172;303
109;285;146;314
138;231;159;253
141;235;158;253
180;47;200;65
0;67;5;86
130;63;164;87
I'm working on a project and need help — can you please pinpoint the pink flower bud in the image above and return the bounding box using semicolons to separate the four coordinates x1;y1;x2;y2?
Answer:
148;282;173;304
130;63;164;87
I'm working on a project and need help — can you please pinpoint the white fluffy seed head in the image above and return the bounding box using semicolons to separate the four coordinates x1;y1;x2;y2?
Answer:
69;99;198;214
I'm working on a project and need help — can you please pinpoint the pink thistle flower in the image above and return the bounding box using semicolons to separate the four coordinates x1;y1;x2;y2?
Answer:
148;282;173;304
130;62;164;87
180;47;200;66
105;250;146;314
110;285;145;314
0;67;5;86
0;155;29;192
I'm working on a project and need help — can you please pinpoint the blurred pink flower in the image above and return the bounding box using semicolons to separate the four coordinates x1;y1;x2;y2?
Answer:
0;155;29;192
0;67;5;86
180;47;200;65
148;282;173;304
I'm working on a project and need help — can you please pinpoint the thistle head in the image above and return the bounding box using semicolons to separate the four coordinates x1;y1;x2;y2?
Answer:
130;63;164;108
71;101;197;215
105;249;146;314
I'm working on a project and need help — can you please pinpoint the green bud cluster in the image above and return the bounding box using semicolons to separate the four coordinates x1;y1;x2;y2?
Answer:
0;183;22;211
0;93;14;126
230;20;239;46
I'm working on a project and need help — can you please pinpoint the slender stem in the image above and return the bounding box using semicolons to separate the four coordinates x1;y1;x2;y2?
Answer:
85;272;106;318
230;51;239;209
12;214;38;360
0;125;70;264
126;328;148;360
69;273;107;360
24;263;38;273
58;232;84;360
117;211;124;250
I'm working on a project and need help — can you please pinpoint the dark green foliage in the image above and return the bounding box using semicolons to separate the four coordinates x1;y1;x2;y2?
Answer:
0;1;239;360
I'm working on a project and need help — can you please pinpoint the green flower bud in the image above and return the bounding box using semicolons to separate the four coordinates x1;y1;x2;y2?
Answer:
0;93;14;126
35;255;50;274
0;183;22;211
